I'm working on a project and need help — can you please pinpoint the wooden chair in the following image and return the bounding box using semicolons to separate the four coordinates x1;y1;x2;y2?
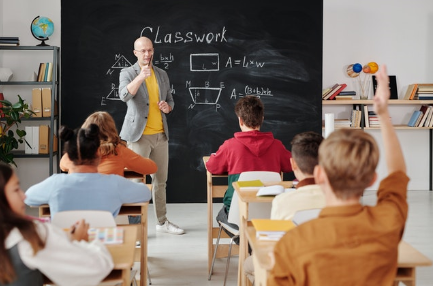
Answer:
208;171;282;284
50;210;135;286
36;203;150;286
203;156;239;274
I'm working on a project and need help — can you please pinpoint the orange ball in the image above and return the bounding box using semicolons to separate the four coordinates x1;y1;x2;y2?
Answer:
363;65;371;73
368;62;378;74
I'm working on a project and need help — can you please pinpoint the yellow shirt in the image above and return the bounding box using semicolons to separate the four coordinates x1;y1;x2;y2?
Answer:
143;68;163;135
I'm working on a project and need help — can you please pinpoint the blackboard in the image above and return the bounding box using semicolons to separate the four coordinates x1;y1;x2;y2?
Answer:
61;0;323;203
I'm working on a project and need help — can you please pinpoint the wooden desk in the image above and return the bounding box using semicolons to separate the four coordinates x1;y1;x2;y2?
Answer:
233;181;293;286
37;203;149;286
43;225;137;286
203;156;238;273
246;225;433;286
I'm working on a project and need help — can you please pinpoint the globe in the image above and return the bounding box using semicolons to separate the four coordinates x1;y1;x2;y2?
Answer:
30;16;54;46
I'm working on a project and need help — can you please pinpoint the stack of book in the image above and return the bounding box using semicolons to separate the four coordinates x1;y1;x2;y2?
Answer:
251;219;296;241
36;62;54;82
417;84;433;100
368;111;380;127
335;90;356;100
322;83;347;100
333;118;352;128
0;37;19;46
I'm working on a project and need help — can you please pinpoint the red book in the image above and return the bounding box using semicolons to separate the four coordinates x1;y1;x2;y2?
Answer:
325;83;347;100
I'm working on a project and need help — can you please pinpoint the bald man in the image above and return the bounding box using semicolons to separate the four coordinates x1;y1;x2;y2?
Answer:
119;37;184;235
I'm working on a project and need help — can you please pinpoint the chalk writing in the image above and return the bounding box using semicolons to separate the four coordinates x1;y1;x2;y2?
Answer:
140;26;228;44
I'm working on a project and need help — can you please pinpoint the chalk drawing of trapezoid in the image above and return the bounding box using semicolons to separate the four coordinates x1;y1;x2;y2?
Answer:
111;55;133;69
189;87;222;108
106;85;119;100
190;53;219;72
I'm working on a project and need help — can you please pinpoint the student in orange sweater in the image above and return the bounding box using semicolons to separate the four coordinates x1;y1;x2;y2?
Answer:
60;111;157;176
268;65;409;286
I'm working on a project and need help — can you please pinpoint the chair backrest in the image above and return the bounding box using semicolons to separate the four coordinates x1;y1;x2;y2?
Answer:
51;210;116;228
237;171;282;182
227;171;282;225
292;208;322;226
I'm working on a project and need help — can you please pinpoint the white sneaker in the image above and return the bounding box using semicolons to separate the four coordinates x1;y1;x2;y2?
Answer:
156;220;185;235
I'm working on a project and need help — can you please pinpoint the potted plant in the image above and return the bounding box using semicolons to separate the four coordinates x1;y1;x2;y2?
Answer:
0;95;34;166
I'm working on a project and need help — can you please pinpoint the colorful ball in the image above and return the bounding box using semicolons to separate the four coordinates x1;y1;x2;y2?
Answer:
347;64;360;78
368;62;379;73
363;64;371;73
352;63;362;73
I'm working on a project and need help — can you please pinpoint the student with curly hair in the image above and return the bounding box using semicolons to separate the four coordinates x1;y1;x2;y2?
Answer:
60;111;157;176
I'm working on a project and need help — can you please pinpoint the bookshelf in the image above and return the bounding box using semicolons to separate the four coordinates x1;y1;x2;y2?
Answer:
0;46;60;175
323;99;433;190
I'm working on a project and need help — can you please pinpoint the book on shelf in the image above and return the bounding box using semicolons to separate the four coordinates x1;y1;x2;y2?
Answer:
88;227;124;244
256;185;285;197
417;105;431;127
372;75;398;99
417;84;433;93
322;83;339;99
37;63;46;82
335;95;354;100
338;90;356;95
322;88;332;98
237;179;264;190
363;105;370;128
0;37;19;46
403;84;418;100
251;219;296;241
410;84;419;100
46;63;53;82
423;106;433;127
43;63;50;81
408;110;423;127
333;119;351;128
324;83;347;100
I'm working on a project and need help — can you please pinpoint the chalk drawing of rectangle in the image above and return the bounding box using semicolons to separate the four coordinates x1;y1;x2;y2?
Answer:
189;87;222;104
190;53;219;72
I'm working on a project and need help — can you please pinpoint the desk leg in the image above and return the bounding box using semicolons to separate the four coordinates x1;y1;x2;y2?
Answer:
238;201;248;286
122;268;131;286
140;203;148;286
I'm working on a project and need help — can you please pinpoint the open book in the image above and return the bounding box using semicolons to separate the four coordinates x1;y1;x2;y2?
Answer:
88;227;124;244
256;185;285;196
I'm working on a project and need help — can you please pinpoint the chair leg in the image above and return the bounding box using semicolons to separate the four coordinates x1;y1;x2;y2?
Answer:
223;234;239;286
208;224;223;280
147;267;152;285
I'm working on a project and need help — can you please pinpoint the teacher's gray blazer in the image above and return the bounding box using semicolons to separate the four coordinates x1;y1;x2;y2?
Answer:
118;62;174;142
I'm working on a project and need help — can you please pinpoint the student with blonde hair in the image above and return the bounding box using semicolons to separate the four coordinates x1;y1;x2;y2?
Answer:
60;111;157;177
267;65;409;286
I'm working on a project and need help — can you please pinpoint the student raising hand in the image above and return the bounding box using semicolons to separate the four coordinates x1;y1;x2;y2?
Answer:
373;64;390;116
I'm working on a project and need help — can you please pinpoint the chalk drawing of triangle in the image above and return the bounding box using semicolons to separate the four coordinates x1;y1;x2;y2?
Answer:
112;55;132;69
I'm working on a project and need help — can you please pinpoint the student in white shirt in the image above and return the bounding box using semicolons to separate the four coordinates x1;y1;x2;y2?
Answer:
0;162;114;286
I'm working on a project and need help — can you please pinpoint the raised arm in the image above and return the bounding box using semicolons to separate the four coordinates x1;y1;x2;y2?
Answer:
373;65;406;174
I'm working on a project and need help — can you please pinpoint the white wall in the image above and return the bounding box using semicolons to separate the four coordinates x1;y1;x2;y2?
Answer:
1;0;433;190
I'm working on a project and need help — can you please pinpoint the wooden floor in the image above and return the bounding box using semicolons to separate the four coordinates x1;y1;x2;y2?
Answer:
27;190;433;285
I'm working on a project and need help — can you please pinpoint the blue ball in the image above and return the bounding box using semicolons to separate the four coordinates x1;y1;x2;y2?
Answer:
353;63;362;73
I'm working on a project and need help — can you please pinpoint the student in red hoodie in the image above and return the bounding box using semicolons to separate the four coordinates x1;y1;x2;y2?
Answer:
206;95;292;239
